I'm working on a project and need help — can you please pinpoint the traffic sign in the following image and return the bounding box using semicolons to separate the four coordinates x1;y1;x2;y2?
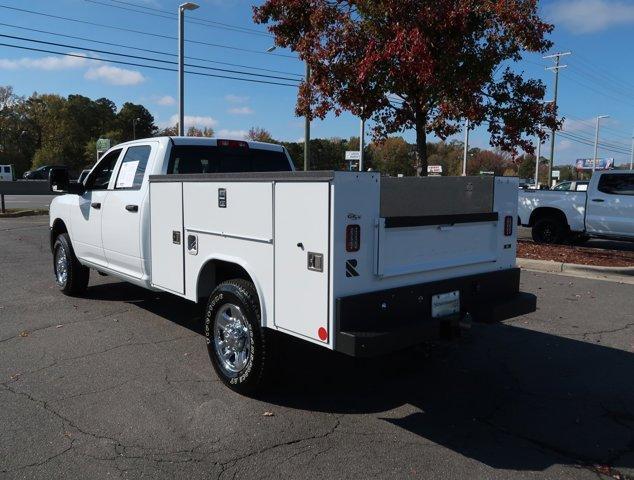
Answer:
96;138;111;152
345;151;361;161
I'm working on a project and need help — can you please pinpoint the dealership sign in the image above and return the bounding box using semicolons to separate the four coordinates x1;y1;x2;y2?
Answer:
575;158;614;171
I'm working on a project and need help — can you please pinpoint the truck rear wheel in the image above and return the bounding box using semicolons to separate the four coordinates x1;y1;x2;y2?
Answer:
532;216;565;244
204;279;269;395
53;233;89;296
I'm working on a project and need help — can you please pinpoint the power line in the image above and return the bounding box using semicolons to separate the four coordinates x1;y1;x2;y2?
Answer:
0;42;300;87
84;0;272;38
0;33;302;82
0;4;296;59
558;131;631;156
0;22;303;78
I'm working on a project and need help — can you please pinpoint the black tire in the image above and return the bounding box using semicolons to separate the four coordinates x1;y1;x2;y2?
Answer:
532;216;566;244
204;279;269;395
53;233;89;296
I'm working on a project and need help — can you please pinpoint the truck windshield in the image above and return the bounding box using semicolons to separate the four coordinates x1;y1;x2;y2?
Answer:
167;145;292;174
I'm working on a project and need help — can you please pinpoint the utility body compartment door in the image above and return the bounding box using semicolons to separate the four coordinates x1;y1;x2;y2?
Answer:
274;182;330;343
150;182;184;294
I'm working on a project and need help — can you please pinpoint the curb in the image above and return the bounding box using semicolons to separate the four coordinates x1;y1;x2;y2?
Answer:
517;257;634;284
0;210;48;218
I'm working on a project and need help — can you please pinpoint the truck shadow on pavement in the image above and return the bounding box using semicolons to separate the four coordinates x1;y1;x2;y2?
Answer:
87;281;634;474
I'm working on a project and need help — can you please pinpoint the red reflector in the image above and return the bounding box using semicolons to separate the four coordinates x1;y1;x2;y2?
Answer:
346;224;360;252
318;327;328;342
217;139;248;148
504;215;513;236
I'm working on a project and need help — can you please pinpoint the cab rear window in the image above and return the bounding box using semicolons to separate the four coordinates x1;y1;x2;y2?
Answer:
167;145;292;175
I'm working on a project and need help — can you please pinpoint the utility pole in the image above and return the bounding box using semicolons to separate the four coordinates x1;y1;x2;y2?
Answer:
359;117;365;172
178;2;199;136
462;119;470;176
544;51;571;187
593;115;609;172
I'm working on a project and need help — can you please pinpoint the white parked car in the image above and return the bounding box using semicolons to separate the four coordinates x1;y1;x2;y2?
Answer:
519;171;634;243
49;137;535;393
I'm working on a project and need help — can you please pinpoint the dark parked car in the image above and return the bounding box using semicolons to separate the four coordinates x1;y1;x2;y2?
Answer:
23;165;53;180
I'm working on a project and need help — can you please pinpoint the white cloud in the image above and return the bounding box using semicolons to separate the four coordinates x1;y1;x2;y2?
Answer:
217;129;248;139
557;139;574;152
0;52;92;71
168;114;218;130
84;65;145;86
561;117;594;133
547;0;634;33
156;95;176;106
228;106;254;115
225;94;249;104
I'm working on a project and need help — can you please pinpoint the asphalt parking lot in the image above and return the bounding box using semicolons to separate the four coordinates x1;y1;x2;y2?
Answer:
1;216;633;480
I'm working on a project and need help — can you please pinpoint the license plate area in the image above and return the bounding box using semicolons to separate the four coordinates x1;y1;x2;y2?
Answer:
431;290;460;318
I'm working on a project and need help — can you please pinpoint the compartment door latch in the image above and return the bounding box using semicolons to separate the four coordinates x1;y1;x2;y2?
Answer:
307;252;324;272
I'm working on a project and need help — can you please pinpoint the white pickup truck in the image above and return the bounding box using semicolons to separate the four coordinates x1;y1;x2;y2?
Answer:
49;137;535;394
518;170;634;244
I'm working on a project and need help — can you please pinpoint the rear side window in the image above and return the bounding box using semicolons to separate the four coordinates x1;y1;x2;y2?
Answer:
598;174;634;196
115;145;151;190
3;166;10;173
167;145;291;174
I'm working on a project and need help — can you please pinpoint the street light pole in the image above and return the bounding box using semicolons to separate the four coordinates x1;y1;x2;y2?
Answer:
462;119;470;176
630;128;634;170
359;117;365;172
593;115;609;173
535;133;541;188
178;2;199;137
132;117;140;140
303;61;311;171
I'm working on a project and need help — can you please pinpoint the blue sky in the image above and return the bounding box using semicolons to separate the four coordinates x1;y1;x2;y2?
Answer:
1;0;633;167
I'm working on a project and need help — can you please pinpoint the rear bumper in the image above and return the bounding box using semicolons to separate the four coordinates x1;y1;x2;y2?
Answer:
334;268;536;357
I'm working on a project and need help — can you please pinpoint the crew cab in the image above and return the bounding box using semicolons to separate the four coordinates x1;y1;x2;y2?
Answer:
519;171;634;244
49;137;535;394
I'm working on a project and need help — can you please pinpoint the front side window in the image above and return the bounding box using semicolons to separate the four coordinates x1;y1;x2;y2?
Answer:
598;174;634;196
115;145;151;190
3;166;9;173
85;149;122;191
553;182;570;191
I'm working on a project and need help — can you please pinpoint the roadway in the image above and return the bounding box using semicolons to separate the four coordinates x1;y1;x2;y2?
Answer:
1;215;633;479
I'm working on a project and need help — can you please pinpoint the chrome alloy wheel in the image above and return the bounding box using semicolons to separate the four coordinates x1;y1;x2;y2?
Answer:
54;246;69;286
213;303;251;376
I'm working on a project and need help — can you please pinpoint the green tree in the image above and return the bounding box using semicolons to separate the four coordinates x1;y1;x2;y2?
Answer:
116;102;157;141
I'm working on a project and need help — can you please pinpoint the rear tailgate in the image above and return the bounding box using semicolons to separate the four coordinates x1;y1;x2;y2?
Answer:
376;176;501;278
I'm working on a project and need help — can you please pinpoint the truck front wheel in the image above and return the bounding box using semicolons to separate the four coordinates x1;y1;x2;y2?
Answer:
204;279;269;395
53;233;89;296
532;216;565;244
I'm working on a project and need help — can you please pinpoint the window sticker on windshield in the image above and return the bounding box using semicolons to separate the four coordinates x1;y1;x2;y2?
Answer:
116;160;139;188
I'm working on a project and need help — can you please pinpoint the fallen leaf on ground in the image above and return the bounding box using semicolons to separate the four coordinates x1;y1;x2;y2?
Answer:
19;330;29;337
262;411;275;417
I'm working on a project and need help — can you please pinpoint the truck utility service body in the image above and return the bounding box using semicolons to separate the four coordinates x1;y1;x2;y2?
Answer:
518;171;634;244
49;137;534;393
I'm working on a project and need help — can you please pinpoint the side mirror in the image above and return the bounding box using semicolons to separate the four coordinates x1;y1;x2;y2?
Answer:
49;167;85;195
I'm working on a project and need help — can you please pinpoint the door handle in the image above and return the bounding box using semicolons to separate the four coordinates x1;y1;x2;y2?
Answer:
591;198;605;203
91;202;101;209
125;204;139;212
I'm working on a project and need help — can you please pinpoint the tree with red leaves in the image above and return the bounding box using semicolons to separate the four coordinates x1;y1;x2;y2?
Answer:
254;0;559;175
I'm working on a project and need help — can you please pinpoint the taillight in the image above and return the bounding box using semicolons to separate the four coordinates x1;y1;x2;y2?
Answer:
346;224;360;252
504;215;513;236
217;139;248;148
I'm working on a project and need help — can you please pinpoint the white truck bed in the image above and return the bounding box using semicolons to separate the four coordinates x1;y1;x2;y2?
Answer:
149;171;532;355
